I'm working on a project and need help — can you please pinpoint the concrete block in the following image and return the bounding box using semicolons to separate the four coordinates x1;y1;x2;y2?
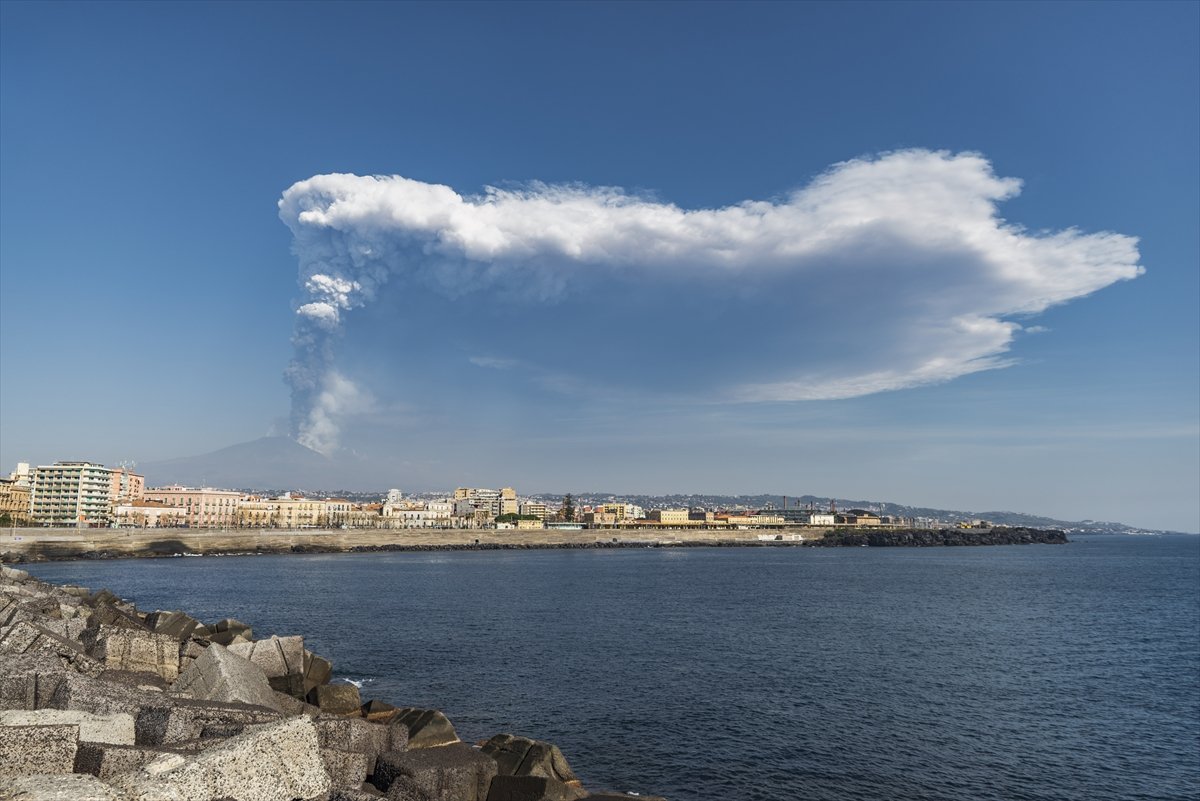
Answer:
389;708;459;749
323;747;373;789
0;708;135;745
74;741;193;780
207;617;252;646
1;565;30;582
135;696;281;746
309;682;362;715
274;689;322;718
0;773;123;801
315;713;390;758
229;634;306;697
480;734;585;800
84;624;180;683
171;642;281;711
0;620;103;676
0;722;78;779
0;651;70;709
372;743;497;801
143;610;209;641
304;648;334;693
113;716;331;801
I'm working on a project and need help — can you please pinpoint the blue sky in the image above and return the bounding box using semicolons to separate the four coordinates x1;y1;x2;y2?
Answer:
1;1;1197;531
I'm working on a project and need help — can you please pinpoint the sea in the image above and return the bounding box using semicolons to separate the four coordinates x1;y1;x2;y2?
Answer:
23;534;1200;801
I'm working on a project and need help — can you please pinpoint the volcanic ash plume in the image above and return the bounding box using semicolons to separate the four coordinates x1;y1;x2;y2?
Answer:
277;150;1143;454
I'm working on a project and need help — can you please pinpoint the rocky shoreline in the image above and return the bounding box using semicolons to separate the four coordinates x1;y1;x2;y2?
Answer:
0;565;664;801
0;527;1067;564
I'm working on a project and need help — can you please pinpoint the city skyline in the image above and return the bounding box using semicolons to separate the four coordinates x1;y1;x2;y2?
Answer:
2;2;1197;532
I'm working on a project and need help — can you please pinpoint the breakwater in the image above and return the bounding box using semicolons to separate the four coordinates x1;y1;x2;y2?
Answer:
0;563;665;801
0;527;1066;564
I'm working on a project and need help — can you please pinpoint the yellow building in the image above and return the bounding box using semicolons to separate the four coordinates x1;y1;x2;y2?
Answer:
0;478;31;524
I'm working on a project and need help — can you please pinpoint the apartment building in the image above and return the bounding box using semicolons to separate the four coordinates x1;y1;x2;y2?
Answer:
30;462;115;527
143;486;243;528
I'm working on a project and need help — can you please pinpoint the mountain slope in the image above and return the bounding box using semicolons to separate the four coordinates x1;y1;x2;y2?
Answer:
140;436;338;491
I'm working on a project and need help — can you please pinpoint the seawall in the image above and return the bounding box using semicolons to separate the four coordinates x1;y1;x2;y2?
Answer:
0;526;1067;563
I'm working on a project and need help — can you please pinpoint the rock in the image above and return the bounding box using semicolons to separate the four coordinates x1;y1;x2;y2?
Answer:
309;682;362;715
0;722;78;779
143;610;209;642
0;620;103;676
0;708;135;745
228;634;306;697
135;696;282;745
332;787;388;801
113;716;331;801
46;670;164;718
207;617;252;646
37;617;88;641
0;773;122;801
390;707;460;749
82;624;180;683
171;642;281;711
372;743;497;801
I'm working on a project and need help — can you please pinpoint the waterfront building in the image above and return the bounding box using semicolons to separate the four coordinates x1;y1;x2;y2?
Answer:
110;467;145;504
144;486;243;528
114;499;183;528
648;509;691;525
29;462;116;527
0;478;31;524
519;501;550;521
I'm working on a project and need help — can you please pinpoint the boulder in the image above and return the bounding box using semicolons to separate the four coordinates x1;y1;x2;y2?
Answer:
37;617;88;642
0;708;135;745
386;777;433;801
112;716;331;801
171;642;281;711
83;624;180;682
309;682;362;715
480;734;585;800
390;707;460;749
228;634;306;697
372;743;497;801
0;773;122;801
0;722;78;779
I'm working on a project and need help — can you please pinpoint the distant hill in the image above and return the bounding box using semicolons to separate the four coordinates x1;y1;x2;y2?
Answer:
140;436;340;492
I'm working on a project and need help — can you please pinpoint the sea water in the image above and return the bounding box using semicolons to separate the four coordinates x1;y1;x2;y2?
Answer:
25;534;1200;801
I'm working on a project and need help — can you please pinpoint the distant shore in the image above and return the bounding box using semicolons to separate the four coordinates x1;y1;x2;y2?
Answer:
0;526;1067;562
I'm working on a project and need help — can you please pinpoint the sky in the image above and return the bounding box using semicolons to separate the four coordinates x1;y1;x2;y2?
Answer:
1;1;1197;531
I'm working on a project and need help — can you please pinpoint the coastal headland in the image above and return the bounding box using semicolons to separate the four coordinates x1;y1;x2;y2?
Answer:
0;526;1068;563
0;564;664;801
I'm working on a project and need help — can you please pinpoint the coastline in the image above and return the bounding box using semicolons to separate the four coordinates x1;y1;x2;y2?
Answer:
0;565;659;800
0;526;1068;563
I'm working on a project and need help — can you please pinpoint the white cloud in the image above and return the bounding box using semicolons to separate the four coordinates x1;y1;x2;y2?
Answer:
278;149;1142;447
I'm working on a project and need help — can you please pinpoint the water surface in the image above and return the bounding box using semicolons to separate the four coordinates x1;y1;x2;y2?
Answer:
26;535;1200;801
